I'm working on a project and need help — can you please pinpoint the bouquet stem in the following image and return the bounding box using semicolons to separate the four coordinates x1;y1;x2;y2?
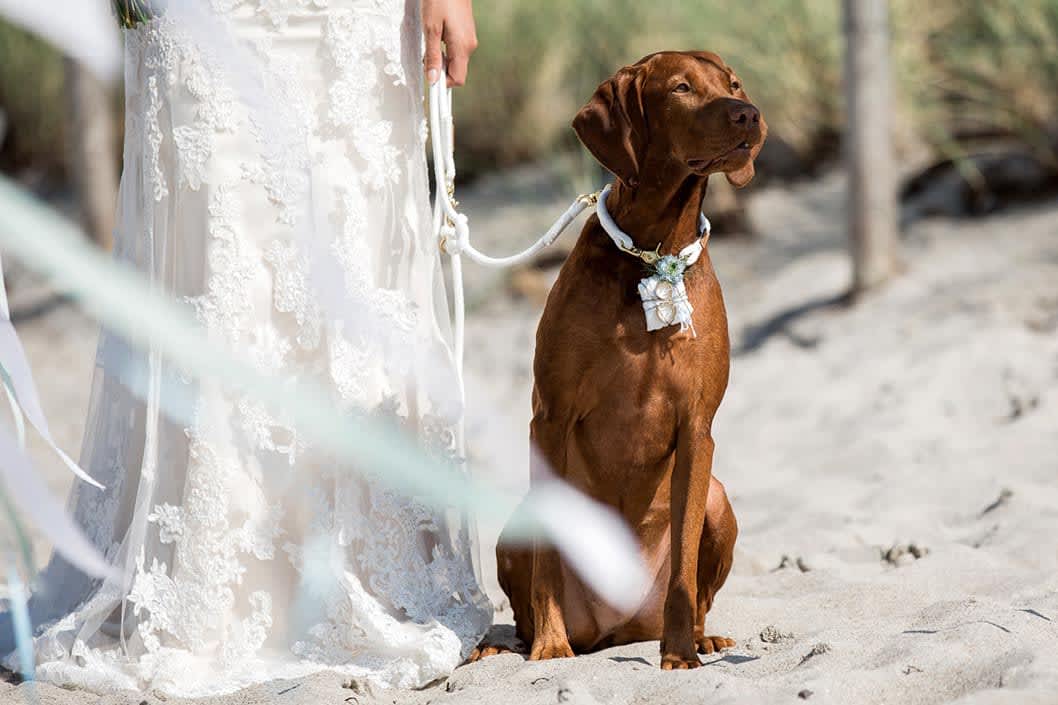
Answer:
112;0;164;28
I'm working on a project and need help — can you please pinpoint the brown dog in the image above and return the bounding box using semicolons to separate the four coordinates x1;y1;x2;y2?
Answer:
475;51;765;670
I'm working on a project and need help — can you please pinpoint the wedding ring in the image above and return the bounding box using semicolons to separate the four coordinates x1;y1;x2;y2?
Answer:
657;301;677;324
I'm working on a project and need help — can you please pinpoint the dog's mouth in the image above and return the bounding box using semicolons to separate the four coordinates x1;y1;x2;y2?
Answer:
687;140;753;174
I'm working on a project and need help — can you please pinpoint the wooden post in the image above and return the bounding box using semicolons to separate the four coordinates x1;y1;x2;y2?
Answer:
843;0;899;296
65;58;119;252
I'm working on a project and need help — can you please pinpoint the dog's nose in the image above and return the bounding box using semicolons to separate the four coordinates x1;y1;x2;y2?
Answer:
728;102;760;127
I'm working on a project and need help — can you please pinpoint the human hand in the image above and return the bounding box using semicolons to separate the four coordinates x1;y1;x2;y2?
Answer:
422;0;478;87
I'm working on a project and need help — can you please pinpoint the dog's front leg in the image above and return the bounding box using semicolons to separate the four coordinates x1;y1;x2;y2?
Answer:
527;541;574;660
526;414;576;660
660;419;714;670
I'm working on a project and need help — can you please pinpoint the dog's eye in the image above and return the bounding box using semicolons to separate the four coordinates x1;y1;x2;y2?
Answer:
731;79;742;92
673;82;692;94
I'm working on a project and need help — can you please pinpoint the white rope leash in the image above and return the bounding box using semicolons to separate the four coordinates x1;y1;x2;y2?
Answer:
429;82;598;377
0;253;104;487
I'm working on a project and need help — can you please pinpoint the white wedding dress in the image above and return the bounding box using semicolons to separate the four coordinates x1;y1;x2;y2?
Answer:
3;0;492;696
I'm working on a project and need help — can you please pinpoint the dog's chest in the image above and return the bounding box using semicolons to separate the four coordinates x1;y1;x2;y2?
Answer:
583;391;677;469
576;342;701;465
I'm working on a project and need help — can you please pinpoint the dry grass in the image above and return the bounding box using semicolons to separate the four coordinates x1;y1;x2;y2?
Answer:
455;0;846;176
911;1;1058;165
457;0;1058;181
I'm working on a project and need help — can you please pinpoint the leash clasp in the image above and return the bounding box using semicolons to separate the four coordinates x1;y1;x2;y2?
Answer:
439;180;462;254
641;244;662;265
619;242;661;265
576;190;602;207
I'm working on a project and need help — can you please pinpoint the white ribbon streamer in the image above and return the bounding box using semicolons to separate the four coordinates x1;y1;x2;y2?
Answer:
0;426;115;579
0;320;104;489
5;558;35;682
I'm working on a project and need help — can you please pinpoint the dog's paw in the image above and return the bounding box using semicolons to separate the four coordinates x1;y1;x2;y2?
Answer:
528;638;575;661
467;642;517;663
696;635;736;655
660;651;702;670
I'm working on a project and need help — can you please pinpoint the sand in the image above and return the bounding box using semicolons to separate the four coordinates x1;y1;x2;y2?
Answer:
3;169;1057;704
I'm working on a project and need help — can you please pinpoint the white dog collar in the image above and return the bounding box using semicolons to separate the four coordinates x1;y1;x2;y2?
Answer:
596;184;710;336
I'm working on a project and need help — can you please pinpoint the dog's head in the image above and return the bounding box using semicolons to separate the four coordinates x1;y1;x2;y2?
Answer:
573;51;766;190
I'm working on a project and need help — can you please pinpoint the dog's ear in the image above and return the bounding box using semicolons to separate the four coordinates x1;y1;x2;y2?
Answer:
573;66;648;188
725;95;767;189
